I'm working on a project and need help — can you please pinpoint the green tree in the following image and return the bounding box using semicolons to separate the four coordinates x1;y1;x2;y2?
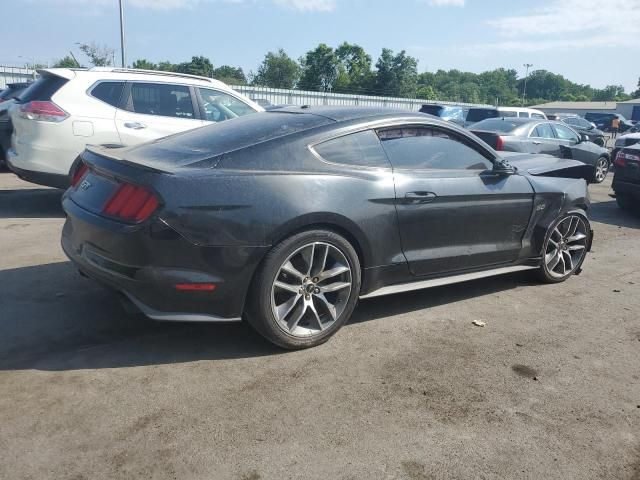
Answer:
78;42;114;67
175;56;214;77
592;84;629;101
252;49;300;89
299;44;340;92
132;59;157;70
213;65;246;85
334;42;373;93
374;48;418;98
53;56;80;68
157;61;177;72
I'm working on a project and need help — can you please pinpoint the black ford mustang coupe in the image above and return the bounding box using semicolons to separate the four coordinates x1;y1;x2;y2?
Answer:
62;107;592;349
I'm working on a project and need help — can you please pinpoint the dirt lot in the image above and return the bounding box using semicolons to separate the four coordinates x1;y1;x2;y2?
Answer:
0;170;638;480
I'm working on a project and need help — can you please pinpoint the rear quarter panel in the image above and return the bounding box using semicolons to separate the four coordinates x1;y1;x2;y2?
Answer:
157;139;404;270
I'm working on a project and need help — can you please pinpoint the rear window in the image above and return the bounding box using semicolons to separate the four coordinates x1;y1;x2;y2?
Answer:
470;119;521;133
313;130;390;168
466;108;498;123
90;81;125;107
419;105;443;116
18;75;68;103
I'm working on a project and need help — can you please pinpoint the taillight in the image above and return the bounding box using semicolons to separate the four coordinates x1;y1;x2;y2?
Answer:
18;101;68;122
615;151;640;167
103;183;159;222
70;163;89;188
495;136;505;151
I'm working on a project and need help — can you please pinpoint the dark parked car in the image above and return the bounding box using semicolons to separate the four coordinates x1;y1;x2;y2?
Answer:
419;104;467;126
612;144;640;213
62;107;592;349
612;132;640;161
584;112;633;133
0;82;32;165
0;82;31;103
470;118;611;183
557;115;606;147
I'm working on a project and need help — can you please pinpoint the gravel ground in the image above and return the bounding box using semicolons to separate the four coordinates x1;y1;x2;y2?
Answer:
0;170;638;480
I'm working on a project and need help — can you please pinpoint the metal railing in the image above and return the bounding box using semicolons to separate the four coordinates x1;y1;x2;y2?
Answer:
231;85;491;111
0;66;36;89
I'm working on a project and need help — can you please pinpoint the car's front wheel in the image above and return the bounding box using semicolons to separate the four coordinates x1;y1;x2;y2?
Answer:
247;229;361;349
591;157;609;183
616;193;636;213
537;213;590;283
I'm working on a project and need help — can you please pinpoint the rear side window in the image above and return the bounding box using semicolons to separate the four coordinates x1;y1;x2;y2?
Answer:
127;83;194;119
531;123;555;139
498;110;518;118
518;112;529;118
18;75;68;103
377;127;492;171
313;130;390;168
90;81;124;107
466;108;498;123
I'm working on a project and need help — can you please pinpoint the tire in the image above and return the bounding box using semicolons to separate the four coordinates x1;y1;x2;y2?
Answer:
536;213;590;284
591;157;609;184
246;229;361;350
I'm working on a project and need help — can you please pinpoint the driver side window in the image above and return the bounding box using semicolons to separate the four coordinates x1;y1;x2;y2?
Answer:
377;127;493;171
197;88;255;123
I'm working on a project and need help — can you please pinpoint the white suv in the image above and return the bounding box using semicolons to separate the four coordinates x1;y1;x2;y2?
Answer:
7;67;264;188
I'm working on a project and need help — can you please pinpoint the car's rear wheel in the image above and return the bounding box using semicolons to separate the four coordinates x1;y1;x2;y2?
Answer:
592;157;609;183
537;213;590;283
246;230;361;349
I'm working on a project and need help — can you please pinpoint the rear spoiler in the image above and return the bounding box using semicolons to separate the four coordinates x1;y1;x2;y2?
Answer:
36;68;78;80
82;146;171;175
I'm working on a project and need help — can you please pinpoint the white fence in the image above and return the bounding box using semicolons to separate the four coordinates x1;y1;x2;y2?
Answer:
231;85;490;111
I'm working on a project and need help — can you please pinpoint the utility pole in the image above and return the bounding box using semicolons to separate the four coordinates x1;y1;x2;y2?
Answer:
522;63;533;106
119;0;126;67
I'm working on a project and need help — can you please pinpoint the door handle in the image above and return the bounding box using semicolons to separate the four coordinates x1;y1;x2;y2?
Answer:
404;191;437;204
124;121;147;130
532;141;542;145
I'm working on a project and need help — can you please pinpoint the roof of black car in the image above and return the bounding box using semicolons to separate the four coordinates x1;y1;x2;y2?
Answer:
271;105;425;122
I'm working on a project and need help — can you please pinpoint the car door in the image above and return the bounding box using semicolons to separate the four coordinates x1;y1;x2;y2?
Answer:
115;82;202;145
529;122;561;156
378;125;534;277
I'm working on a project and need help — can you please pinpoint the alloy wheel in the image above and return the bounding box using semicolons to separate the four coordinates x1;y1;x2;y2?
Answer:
544;215;588;279
594;158;609;183
271;242;352;337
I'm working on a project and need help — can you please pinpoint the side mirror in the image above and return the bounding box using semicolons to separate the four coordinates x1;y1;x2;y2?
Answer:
492;161;515;176
580;133;590;143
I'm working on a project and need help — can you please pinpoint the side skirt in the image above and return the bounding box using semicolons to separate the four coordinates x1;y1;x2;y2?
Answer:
359;265;537;299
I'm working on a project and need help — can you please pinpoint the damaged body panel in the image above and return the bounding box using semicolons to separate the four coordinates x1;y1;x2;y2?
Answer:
61;107;592;347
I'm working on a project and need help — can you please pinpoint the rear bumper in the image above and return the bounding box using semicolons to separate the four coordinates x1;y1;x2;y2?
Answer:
612;177;640;198
61;196;268;322
7;155;70;188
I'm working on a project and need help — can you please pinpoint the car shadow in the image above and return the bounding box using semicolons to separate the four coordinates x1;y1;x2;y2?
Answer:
588;199;640;229
0;260;532;372
0;187;64;219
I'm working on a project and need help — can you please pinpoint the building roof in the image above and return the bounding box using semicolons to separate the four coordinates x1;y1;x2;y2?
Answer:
531;101;618;110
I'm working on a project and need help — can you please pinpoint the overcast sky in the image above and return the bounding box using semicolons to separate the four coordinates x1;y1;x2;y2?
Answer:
3;0;639;92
